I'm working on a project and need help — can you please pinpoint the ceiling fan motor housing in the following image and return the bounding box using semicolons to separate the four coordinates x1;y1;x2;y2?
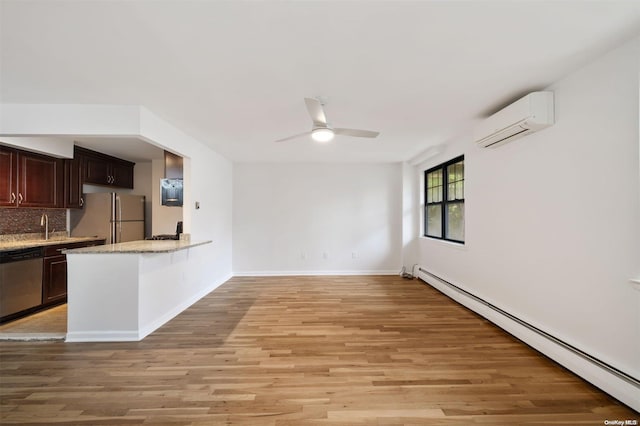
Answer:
311;127;335;142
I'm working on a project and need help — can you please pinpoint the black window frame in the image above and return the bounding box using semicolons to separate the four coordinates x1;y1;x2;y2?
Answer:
424;155;465;243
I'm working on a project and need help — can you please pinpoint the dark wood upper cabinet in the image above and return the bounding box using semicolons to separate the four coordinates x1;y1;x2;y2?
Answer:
0;146;63;208
110;159;135;188
76;146;135;189
83;151;112;185
18;152;64;208
64;155;83;209
0;146;18;207
0;145;135;210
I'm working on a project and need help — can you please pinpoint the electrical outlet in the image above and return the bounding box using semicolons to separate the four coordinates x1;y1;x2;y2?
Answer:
352;251;358;259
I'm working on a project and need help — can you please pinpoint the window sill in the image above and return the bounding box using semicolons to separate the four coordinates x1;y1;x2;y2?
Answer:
419;236;467;250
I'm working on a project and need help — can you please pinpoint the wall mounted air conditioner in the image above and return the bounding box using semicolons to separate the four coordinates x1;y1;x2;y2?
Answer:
474;91;554;148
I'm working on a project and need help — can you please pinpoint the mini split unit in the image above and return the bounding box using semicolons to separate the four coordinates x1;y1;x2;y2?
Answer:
474;91;555;148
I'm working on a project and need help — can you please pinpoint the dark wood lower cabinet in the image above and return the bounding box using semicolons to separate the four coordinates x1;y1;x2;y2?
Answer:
41;239;105;307
42;255;68;304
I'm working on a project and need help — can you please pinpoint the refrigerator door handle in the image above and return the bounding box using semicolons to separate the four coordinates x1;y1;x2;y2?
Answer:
110;221;116;244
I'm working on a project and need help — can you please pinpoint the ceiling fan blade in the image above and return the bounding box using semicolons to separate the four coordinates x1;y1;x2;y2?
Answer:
274;131;311;143
334;128;380;138
304;98;327;126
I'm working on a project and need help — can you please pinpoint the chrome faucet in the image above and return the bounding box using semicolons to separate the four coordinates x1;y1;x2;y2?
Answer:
40;213;49;240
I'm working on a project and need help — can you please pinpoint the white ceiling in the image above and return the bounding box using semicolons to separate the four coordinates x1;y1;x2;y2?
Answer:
1;1;639;163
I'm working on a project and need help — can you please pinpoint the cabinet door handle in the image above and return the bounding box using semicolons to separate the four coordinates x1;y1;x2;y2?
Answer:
80;196;84;207
10;192;16;203
17;193;23;204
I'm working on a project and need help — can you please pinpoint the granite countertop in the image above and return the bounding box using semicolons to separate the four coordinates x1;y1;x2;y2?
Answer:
0;236;106;252
64;239;212;254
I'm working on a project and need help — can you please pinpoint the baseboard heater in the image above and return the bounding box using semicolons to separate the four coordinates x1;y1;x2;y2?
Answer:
418;267;639;388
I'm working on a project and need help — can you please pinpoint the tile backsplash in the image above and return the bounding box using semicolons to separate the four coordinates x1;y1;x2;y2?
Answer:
0;208;66;235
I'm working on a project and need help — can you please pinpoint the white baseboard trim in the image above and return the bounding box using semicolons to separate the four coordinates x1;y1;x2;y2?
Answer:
417;267;640;412
66;330;141;342
232;270;399;277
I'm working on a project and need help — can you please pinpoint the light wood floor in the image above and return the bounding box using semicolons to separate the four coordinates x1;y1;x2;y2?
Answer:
0;304;67;337
0;276;637;425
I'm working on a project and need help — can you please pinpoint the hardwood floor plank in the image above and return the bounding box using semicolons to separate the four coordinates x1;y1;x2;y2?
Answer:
1;275;637;425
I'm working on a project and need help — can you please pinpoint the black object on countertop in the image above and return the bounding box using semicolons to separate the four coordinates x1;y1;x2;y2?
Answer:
147;234;178;240
147;221;184;241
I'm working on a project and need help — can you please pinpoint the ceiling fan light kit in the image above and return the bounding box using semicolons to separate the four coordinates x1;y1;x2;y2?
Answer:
275;97;379;144
311;128;335;143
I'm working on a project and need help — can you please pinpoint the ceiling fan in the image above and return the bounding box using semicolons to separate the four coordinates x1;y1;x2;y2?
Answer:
275;98;380;143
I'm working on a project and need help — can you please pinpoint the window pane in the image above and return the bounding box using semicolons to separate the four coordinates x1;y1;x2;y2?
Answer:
426;188;432;203
458;162;464;181
446;202;465;241
435;185;443;202
456;181;463;200
448;165;456;183
427;205;442;237
427;173;432;188
447;183;455;201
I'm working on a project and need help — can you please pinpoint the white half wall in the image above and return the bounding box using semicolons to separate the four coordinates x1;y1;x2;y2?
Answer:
66;244;225;342
408;35;640;409
233;162;403;275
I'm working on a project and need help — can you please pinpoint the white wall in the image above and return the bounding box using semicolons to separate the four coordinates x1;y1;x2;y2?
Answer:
138;108;233;290
185;146;233;283
409;35;640;407
134;162;153;238
401;161;420;273
233;162;403;275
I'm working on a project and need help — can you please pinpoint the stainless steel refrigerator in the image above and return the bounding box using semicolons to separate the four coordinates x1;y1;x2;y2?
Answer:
70;193;145;244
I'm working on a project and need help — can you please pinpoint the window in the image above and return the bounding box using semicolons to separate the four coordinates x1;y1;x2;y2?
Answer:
424;155;464;243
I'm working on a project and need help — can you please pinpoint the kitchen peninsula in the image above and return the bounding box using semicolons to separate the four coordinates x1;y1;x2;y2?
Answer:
64;239;212;342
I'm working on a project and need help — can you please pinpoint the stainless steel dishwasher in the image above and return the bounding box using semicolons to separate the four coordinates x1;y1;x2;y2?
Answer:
0;246;44;320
